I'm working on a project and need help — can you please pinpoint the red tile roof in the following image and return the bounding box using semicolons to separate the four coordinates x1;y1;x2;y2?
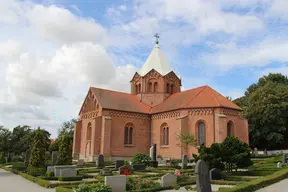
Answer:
88;85;241;115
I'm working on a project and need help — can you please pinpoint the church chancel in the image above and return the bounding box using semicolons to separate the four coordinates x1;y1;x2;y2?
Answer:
72;34;249;161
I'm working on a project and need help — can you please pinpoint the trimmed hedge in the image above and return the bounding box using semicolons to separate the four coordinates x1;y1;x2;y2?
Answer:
218;168;288;192
56;186;73;192
58;176;83;181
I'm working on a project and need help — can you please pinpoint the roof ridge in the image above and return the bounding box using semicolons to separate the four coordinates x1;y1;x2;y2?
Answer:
183;85;208;108
91;87;133;96
207;86;221;107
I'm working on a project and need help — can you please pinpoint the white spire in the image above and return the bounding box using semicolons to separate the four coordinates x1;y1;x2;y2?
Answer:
138;43;172;76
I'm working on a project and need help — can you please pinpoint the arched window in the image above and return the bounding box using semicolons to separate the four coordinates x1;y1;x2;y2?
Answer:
87;123;92;140
166;83;170;93
198;122;206;145
170;84;174;94
154;82;158;92
227;121;234;137
160;123;169;146
124;123;133;145
148;82;152;92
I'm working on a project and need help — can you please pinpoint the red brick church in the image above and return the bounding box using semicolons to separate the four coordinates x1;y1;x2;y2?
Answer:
72;36;249;161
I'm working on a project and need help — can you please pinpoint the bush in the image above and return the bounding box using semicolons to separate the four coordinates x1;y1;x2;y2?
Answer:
58;176;83;181
41;176;58;180
11;155;24;162
27;167;46;177
126;176;159;191
46;171;55;177
73;183;112;192
131;153;151;166
0;153;6;164
171;184;180;190
218;168;288;192
177;174;190;184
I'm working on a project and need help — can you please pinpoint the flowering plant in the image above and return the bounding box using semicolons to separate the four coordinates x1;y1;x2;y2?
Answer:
175;169;181;176
121;171;132;175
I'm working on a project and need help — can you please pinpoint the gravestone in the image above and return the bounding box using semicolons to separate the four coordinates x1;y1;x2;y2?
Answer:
161;173;177;187
100;168;113;176
195;160;212;192
132;164;146;171
264;149;268;156
78;159;84;166
254;148;258;156
46;166;55;173
209;168;222;181
119;165;131;175
150;144;158;168
282;154;286;165
96;154;105;168
182;155;188;169
54;165;77;177
105;175;126;192
115;160;125;169
24;150;31;168
60;168;77;177
277;162;282;168
52;151;58;165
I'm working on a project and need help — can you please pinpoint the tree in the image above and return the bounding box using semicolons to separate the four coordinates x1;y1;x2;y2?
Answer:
193;137;252;172
221;137;253;172
176;130;197;154
226;96;233;101
0;126;11;155
9;125;32;155
233;73;288;149
28;129;47;176
58;119;76;137
57;134;73;165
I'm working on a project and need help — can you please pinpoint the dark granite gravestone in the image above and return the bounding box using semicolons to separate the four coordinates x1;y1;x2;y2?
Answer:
132;164;146;171
150;144;158;168
115;160;125;169
182;155;188;169
195;160;212;192
24;150;30;168
52;151;58;165
209;168;222;181
119;165;131;175
96;154;105;168
100;168;113;176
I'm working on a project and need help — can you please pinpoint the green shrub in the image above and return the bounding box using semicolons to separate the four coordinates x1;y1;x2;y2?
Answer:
58;176;83;181
27;167;46;176
177;174;190;184
11;156;24;162
171;184;180;190
56;187;73;192
170;159;179;168
0;153;6;164
131;153;151;166
218;168;288;192
73;183;112;192
46;171;55;177
126;176;159;191
41;176;58;180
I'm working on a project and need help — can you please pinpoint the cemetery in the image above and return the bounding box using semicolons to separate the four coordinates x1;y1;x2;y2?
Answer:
1;136;288;192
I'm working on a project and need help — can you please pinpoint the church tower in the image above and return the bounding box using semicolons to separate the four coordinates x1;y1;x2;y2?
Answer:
130;33;182;106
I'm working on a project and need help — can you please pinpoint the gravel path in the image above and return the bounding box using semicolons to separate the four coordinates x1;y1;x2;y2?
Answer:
0;168;54;192
255;179;288;192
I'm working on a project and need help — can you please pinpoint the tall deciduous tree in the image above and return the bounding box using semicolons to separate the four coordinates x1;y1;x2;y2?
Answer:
0;126;11;155
176;130;197;154
234;73;288;149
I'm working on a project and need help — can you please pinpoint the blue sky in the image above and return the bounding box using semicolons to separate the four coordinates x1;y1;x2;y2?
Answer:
0;0;288;138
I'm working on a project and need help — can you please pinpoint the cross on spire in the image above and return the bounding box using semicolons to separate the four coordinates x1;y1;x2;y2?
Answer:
154;33;160;45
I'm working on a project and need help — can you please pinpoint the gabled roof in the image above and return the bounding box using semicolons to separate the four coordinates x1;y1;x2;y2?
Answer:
90;87;151;114
151;85;241;113
138;44;172;76
80;86;241;115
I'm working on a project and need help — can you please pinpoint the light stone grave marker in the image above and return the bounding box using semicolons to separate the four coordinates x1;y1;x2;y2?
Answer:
161;173;177;187
105;175;126;192
54;165;77;177
60;168;77;177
